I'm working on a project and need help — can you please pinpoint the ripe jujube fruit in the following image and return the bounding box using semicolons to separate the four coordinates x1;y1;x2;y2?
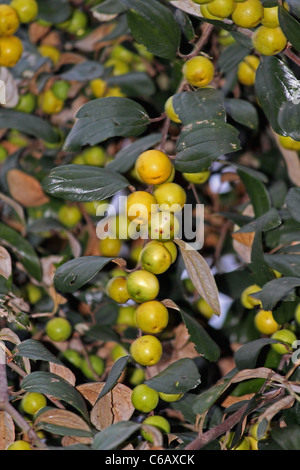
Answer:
231;0;264;28
140;241;172;275
0;36;23;67
182;56;214;88
130;334;163;366
126;270;160;303
252;26;287;56
135;150;173;185
153;182;187;213
126;191;158;225
254;310;280;335
106;276;130;303
0;5;20;36
237;55;260;86
135;300;169;334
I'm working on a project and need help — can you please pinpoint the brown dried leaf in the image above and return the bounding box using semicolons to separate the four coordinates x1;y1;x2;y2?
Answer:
0;247;12;280
0;411;15;450
49;362;76;386
61;435;93;447
74;24;116;52
34;409;91;436
232;231;255;247
7;169;49;208
28;22;51;43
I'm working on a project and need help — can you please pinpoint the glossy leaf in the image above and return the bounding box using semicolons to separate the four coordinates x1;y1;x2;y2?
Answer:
145;358;201;394
173;88;226;124
225;99;259;131
96;355;131;402
92;421;140;450
278;5;300;52
106;72;155;97
36;0;71;24
15;339;64;365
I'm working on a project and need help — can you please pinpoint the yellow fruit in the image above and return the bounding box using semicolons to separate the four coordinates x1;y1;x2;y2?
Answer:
148;211;180;241
278;135;300;151
10;0;38;23
38;45;61;65
98;237;122;257
262;6;279;27
254;310;280;335
140;241;172;275
126;270;160;303
0;5;20;37
126;191;158;225
130;334;163;366
252;26;287;56
240;284;262;309
196;298;215;319
105;86;125;97
206;0;235;18
183;170;211;184
183;56;215;88
231;0;263;28
106;276;130;303
200;4;224;20
164;95;181;123
135;149;173;185
7;440;32;450
193;0;214;4
135;300;169;334
153;182;187;213
0;36;23;67
39;89;64;114
90;78;108;98
237;55;260;86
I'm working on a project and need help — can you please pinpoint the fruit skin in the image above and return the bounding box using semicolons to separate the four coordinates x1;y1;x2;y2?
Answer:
80;354;105;379
224;432;252;450
111;344;129;361
106;276;130;303
130;335;163;366
127;366;145;386
45;317;72;342
131;384;159;413
183;56;214;88
26;283;43;304
158;392;183;402
0;36;23;67
21;392;47;415
116;305;137;329
66;9;88;36
162;240;177;263
164;95;181;123
10;0;38;23
135;300;169;334
0;5;20;36
200;4;223;20
62;349;83;368
15;92;37;113
7;440;32;450
240;284;262;309
126;191;158;225
237;55;260;86
271;329;297;355
58;205;82;228
254;310;280;335
135;150;173;185
140;241;172;275
252;26;287;56
52;80;70;101
38;45;61;65
141;415;171;442
196;298;215;319
82;146;106;166
39;89;64;115
90;78;108;98
262;6;279;28
126;270;160;303
154;182;187;213
231;0;263;28
98;237;122;257
278;135;300;151
148;211;180;241
206;0;235;18
0;145;8;162
183;170;210;184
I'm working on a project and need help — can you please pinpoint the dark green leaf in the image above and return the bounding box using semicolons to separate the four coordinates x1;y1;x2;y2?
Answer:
92;0;126;15
0;223;42;281
237;169;271;218
84;325;120;344
15;339;64;365
92;421;140;450
54;256;113;293
174;120;241;172
265;253;300;277
107;72;155;97
192;382;228;415
217;44;251;75
279;5;300;52
269;425;300;450
21;372;89;420
234;338;278;370
96;355;130;402
0;109;61;144
36;0;71;24
286;188;300;222
120;0;181;60
60;61;105;82
42;164;129;202
225;99;259;130
145;358;201;394
174;9;195;41
63;97;150;151
173;88;226;124
254;277;300;310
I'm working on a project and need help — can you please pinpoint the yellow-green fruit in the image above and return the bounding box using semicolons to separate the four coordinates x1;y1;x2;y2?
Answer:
38;45;61;65
39;89;64;115
148;211;180;241
131;384;159;413
183;56;215;88
126;270;160;303
224;433;252;450
164;95;181;123
80;354;105;379
183;170;211;184
46;317;72;342
270;329;297;355
106;276;130;303
200;4;224;19
218;29;236;46
254;310;280;335
0;4;20;36
154;182;187;213
295;304;300;325
206;0;235;18
98;237;122;257
58;205;82;228
0;35;23;67
10;0;38;23
135;149;173;185
192;0;214;4
130;335;163;366
126;191;158;225
21;392;47;415
262;6;279;27
90;78;108;98
135;300;169;334
7;440;32;450
116;305;137;329
231;0;263;28
162;240;177;263
128;367;145;386
196;298;215;319
237;55;260;86
240;284;262;309
158;392;183;402
111;344;129;361
252;26;287;56
140;241;172;275
26;284;43;304
141;415;170;443
278;135;300;151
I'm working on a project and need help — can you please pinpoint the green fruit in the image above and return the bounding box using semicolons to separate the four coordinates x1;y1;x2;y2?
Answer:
62;349;83;368
66;9;88;36
52;80;71;101
271;329;297;355
26;283;43;304
45;317;72;342
126;270;160;303
82;146;106;166
131;384;159;413
10;0;38;23
0;145;8;162
111;344;129;361
140;241;172;275
141;415;171;443
106;276;130;303
15;92;36;113
21;392;47;415
80;354;105;379
58;205;82;228
135;300;169;334
116;305;137;329
130;335;163;366
158;392;183;402
127;367;145;386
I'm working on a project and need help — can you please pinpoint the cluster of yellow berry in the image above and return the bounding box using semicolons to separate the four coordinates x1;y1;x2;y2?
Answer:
193;0;288;56
0;0;38;67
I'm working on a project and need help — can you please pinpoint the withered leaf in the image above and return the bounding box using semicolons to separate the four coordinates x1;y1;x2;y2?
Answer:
7;169;50;208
